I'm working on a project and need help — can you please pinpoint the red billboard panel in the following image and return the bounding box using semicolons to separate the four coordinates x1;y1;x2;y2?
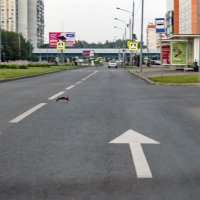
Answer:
161;43;170;65
49;32;76;47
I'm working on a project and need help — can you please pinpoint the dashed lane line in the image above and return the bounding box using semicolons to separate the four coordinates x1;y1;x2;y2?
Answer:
75;81;82;85
48;91;65;100
9;72;99;124
10;103;47;123
66;85;76;90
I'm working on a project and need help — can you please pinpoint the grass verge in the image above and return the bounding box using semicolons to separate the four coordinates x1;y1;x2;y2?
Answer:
0;65;86;80
149;74;198;83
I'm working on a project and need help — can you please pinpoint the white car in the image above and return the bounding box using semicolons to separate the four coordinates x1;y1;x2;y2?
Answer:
108;61;118;68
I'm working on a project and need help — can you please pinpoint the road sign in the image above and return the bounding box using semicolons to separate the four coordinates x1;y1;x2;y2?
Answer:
128;42;138;51
56;42;65;50
109;129;160;178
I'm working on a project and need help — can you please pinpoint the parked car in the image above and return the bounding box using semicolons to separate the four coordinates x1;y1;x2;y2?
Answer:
108;60;118;68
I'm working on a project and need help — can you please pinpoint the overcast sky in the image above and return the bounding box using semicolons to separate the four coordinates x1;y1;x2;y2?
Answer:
44;0;166;43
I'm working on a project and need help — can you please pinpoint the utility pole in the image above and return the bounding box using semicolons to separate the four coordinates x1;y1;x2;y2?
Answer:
140;0;144;72
131;0;135;66
0;0;2;62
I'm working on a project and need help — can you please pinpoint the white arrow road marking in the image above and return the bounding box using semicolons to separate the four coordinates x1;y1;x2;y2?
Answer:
48;91;65;100
109;129;160;178
10;103;47;123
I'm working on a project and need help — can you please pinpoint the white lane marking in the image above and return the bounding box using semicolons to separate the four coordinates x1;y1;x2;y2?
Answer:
10;103;47;123
81;71;98;81
109;129;160;178
92;71;98;75
75;81;82;85
66;85;76;90
48;91;65;100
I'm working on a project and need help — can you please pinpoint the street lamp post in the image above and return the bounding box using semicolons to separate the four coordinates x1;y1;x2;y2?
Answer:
116;3;134;66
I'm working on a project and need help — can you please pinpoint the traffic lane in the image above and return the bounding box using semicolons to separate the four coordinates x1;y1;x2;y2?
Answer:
0;67;96;130
0;68;200;199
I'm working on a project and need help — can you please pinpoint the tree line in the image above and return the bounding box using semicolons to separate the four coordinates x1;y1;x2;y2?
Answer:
1;30;34;61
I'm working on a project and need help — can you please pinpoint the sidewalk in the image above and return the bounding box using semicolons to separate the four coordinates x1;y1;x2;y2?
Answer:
127;66;200;86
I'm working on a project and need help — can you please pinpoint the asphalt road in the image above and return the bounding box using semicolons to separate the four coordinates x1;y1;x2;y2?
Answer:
0;66;200;200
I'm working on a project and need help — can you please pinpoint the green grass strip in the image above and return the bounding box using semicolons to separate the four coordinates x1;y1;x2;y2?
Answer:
0;65;86;80
149;74;198;83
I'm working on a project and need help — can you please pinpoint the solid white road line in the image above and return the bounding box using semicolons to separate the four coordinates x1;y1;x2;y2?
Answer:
10;103;47;123
66;85;76;90
48;91;65;100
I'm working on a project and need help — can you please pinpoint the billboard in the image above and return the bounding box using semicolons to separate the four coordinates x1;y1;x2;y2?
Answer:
161;42;171;65
82;50;94;57
171;41;187;65
49;32;76;47
155;18;165;33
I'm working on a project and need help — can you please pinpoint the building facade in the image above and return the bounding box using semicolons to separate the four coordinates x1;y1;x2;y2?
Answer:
146;24;157;50
0;0;16;32
0;0;44;48
165;0;200;65
146;23;166;51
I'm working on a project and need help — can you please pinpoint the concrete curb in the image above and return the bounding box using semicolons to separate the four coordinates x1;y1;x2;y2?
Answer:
127;69;200;87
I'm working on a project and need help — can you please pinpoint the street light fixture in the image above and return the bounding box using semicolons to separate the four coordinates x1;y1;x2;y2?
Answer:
114;18;126;23
116;7;130;13
116;3;135;66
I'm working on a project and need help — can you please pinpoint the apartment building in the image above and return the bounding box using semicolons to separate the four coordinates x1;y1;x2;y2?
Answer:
146;24;157;50
0;0;16;32
0;0;44;48
146;23;166;50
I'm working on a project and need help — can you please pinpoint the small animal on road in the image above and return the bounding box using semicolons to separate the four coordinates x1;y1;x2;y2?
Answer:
56;96;70;101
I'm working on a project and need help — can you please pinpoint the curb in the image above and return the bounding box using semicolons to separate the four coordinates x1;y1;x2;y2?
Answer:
127;69;200;87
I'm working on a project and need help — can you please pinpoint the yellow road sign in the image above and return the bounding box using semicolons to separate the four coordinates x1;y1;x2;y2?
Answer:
128;42;138;51
56;42;65;50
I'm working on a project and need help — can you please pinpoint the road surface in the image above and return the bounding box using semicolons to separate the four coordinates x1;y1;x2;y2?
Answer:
0;66;200;200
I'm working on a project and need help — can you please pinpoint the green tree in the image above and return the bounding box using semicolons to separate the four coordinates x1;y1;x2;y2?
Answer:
1;30;33;61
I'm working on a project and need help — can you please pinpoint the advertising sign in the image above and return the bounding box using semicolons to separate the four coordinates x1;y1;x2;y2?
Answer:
171;42;187;65
49;32;76;47
155;18;165;33
82;50;94;57
161;43;170;65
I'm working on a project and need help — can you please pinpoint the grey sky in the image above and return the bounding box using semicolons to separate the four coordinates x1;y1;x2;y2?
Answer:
44;0;166;43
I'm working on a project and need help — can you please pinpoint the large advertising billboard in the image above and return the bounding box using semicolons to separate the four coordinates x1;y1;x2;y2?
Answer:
49;32;76;47
171;41;187;65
